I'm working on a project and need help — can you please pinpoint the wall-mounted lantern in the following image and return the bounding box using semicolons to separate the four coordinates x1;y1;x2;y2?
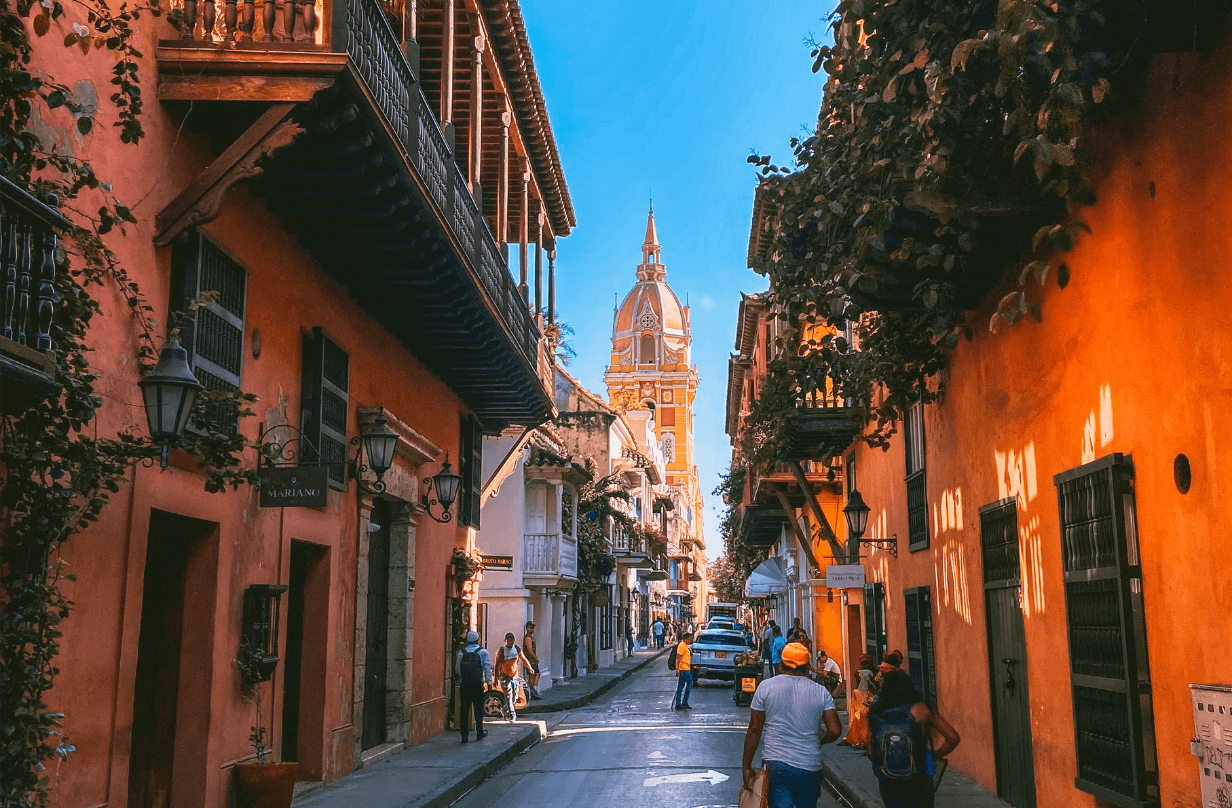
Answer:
239;584;288;686
843;488;898;557
422;455;463;523
350;407;398;495
139;338;204;468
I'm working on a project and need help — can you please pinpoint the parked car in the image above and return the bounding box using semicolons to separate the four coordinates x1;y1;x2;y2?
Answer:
706;618;735;632
690;630;755;681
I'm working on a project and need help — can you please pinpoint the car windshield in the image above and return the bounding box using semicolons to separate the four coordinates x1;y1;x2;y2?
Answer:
694;631;750;647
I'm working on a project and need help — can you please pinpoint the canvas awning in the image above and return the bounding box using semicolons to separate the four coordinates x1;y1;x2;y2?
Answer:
744;558;788;598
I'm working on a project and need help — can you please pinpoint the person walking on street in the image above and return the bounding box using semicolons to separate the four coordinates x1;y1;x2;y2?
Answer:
769;625;786;677
762;620;776;662
868;670;961;808
653;617;665;649
522;621;543;700
742;642;842;808
455;630;491;743
494;632;534;721
673;632;695;710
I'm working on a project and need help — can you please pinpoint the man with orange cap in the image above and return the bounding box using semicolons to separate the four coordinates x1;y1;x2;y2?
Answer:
742;641;842;808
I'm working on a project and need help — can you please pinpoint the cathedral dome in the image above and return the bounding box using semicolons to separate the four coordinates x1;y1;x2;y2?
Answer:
613;209;690;365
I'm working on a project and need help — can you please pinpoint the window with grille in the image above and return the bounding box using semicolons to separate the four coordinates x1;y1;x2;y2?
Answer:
170;232;247;436
301;327;349;489
904;587;936;706
863;582;886;661
980;498;1020;586
846;454;857;495
904;401;928;551
1054;454;1158;808
459;414;483;528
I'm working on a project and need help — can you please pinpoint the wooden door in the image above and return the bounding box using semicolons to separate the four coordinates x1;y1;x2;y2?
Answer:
362;500;390;751
981;499;1037;808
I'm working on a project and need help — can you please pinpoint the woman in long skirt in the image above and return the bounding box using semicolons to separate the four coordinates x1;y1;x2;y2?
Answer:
843;654;877;748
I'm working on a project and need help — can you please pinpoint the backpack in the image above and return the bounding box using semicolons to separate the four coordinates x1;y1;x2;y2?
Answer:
870;704;926;781
460;648;484;686
667;644;678;671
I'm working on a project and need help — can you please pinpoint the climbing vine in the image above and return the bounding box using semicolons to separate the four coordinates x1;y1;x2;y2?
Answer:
745;0;1182;460
0;1;257;803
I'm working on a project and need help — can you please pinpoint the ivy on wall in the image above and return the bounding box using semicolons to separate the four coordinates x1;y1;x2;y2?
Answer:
744;0;1189;461
0;3;256;803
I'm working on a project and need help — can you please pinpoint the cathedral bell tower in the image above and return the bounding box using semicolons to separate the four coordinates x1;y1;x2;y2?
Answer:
604;207;702;550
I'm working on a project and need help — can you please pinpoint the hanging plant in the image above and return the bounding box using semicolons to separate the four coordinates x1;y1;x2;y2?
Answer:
450;547;483;581
744;0;1214;460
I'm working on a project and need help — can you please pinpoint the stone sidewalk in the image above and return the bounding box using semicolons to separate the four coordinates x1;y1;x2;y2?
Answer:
291;647;666;808
820;720;1013;808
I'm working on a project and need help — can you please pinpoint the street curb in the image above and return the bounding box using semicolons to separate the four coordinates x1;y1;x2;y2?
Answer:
520;648;669;714
821;759;882;808
408;724;542;808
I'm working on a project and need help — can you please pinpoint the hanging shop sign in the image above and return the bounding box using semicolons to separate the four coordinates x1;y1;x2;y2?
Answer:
825;564;866;589
259;466;329;508
481;555;514;570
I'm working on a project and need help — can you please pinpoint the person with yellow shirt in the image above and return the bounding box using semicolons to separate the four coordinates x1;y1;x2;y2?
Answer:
673;632;695;711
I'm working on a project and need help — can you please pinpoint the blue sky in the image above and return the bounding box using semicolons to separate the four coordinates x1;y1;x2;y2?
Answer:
521;2;832;551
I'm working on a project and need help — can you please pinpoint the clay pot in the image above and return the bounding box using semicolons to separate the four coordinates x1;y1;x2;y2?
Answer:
233;761;298;808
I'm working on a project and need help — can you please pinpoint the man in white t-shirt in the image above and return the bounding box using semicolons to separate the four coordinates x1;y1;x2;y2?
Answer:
817;649;842;695
742;641;842;808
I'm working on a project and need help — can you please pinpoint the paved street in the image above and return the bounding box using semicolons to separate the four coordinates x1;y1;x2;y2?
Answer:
452;662;840;808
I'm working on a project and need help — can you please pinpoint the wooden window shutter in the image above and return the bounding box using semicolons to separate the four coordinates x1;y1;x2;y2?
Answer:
905;401;929;551
1055;453;1158;808
170;232;246;435
904;586;936;706
863;582;886;661
460;414;483;528
301;327;349;489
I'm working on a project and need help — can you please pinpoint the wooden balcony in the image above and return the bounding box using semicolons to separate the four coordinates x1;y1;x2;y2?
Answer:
612;529;650;566
155;0;554;429
778;391;861;462
752;459;840;508
738;504;786;548
522;531;576;586
0;178;68;413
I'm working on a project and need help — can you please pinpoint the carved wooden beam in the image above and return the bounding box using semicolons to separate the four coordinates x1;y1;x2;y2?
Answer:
154;103;304;246
790;461;847;562
774;489;823;573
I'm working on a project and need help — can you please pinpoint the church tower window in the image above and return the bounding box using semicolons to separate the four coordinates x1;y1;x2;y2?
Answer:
640;333;656;364
663;432;676;463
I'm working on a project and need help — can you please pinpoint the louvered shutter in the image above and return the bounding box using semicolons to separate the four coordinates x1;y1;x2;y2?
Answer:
1055;454;1159;808
864;582;886;660
904;587;936;705
905;401;928;551
170;232;246;435
301;327;349;489
460;414;483;528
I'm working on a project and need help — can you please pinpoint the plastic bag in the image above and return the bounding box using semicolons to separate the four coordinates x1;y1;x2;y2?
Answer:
739;767;769;808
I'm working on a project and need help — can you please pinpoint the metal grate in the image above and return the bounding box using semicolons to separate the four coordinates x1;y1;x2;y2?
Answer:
980;498;1020;585
195;307;243;377
1055;454;1158;808
907;470;928;550
193;367;239;436
198;239;246;317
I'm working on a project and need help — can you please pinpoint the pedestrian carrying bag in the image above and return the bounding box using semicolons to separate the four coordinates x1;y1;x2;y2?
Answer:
460;649;484;686
738;767;769;808
871;704;920;781
667;644;678;671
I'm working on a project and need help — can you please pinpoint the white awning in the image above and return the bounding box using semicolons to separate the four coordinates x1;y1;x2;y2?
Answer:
744;558;788;597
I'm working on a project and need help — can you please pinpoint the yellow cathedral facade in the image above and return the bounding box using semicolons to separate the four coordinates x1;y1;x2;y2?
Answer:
605;209;708;620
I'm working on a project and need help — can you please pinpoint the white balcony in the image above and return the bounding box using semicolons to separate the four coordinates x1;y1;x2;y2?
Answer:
523;532;578;586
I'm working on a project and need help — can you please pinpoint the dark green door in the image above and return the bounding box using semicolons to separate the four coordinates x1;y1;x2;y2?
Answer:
981;499;1037;808
362;500;390;750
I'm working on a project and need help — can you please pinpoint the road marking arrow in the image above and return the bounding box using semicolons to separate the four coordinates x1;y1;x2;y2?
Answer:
642;770;730;787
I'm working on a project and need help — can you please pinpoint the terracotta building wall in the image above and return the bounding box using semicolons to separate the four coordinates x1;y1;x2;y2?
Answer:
29;18;470;808
848;47;1232;807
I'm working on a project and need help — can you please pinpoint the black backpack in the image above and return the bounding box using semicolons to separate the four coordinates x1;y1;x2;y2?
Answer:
870;704;925;781
667;644;678;671
460;648;484;686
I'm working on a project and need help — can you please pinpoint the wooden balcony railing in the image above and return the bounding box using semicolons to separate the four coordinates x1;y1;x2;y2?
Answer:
167;0;544;379
523;532;578;580
0;177;68;411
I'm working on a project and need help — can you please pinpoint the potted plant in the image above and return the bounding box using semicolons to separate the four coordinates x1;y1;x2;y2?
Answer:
233;651;297;808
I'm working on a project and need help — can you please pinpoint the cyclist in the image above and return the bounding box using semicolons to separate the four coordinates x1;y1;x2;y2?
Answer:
494;632;534;721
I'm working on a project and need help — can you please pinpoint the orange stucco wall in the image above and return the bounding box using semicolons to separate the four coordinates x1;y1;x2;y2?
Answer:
28;16;471;808
847;47;1232;808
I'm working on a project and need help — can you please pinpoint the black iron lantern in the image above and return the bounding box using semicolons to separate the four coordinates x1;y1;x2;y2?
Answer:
423;455;463;523
843;488;871;541
139;338;204;468
362;409;398;479
351;408;398;494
